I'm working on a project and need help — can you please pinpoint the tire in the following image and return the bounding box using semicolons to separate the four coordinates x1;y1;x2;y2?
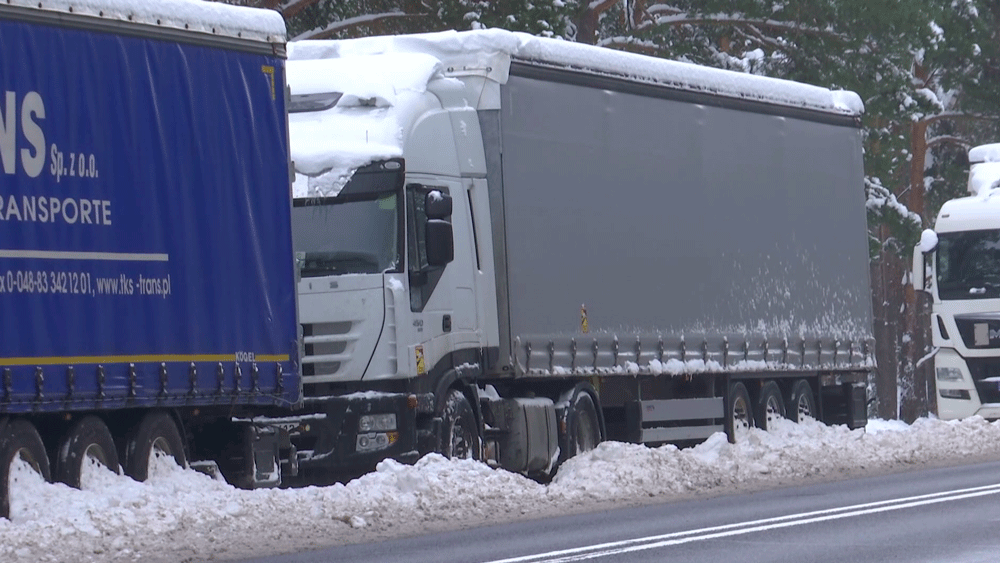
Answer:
785;379;817;423
727;381;755;442
0;419;51;520
566;391;602;459
55;416;120;489
441;389;480;460
754;381;786;431
124;412;186;482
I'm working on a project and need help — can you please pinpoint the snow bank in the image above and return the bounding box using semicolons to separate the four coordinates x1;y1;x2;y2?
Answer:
2;417;999;562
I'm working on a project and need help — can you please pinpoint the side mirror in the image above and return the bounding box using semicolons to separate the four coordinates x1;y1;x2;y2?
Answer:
913;229;938;293
426;219;454;267
426;191;452;219
912;247;926;291
919;229;938;253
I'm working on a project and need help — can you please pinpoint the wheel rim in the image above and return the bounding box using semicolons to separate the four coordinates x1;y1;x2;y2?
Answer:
575;417;596;452
449;422;473;459
765;394;783;427
732;395;751;436
7;447;46;514
574;399;599;453
12;447;43;476
83;443;110;468
796;393;814;421
146;437;177;476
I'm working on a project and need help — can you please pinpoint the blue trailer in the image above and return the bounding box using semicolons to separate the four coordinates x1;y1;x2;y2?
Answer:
0;0;299;516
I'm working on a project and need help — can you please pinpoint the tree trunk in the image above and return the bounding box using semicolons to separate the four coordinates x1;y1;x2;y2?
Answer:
871;243;901;420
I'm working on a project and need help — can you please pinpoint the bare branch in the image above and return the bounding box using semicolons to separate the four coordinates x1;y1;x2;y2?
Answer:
648;14;849;44
917;112;1000;126
599;36;664;56
294;12;426;40
280;0;323;19
925;135;972;150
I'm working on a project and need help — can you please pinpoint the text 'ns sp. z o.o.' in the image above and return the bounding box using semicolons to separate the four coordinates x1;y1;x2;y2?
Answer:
1;90;112;226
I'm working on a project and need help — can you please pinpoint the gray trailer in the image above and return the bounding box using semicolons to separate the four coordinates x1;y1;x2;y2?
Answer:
285;29;872;479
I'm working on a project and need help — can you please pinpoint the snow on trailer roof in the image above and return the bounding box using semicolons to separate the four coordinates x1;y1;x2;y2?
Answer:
289;28;864;117
3;0;286;43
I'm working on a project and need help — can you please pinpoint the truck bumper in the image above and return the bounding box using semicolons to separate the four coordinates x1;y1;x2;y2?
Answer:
289;393;422;478
934;349;1000;420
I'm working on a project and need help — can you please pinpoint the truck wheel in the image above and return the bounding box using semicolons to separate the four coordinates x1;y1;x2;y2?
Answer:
567;391;602;458
441;389;480;460
0;419;51;520
727;382;755;442
124;412;186;482
754;381;786;431
786;379;817;423
55;416;120;489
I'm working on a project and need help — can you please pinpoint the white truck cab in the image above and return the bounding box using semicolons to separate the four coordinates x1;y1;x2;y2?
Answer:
915;143;1000;419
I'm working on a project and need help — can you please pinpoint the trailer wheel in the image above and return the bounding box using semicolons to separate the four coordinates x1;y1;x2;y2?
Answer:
124;412;186;482
727;382;755;442
0;419;51;520
567;391;602;458
55;416;120;489
786;379;817;423
754;381;786;431
441;389;480;460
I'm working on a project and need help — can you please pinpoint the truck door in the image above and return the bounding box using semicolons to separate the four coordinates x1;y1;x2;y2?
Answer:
405;180;481;374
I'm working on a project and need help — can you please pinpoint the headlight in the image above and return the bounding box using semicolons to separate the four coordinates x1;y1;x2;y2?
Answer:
936;367;964;381
359;413;397;432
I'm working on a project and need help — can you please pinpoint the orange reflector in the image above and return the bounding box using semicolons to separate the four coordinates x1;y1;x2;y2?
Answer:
387;432;399;445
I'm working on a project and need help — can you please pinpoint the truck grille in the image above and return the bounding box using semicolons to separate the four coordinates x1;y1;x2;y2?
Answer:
301;321;355;380
955;317;1000;349
963;358;1000;404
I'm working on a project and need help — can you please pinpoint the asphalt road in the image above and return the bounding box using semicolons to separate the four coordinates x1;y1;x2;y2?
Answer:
237;460;1000;563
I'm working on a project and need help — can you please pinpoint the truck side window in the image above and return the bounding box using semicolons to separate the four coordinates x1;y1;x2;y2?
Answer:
407;187;430;273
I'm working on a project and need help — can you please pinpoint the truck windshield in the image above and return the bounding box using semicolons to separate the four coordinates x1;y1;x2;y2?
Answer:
937;229;1000;300
292;160;404;278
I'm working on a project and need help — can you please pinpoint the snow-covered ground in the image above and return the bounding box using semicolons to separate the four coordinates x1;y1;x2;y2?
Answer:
3;416;1000;563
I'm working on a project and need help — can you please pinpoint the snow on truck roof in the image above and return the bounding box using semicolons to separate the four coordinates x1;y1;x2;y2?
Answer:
3;0;286;43
970;143;1000;164
936;192;1000;232
289;28;864;117
966;144;1000;196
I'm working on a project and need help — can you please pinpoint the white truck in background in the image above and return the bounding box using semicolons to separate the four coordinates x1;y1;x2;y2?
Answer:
915;143;1000;420
280;29;873;482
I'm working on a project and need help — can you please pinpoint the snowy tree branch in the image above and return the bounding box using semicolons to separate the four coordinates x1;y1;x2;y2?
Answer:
294;11;425;40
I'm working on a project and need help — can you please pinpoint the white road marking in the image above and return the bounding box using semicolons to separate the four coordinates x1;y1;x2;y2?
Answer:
485;483;1000;563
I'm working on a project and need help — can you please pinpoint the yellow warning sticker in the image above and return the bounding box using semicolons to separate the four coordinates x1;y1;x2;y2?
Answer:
580;304;589;334
415;346;426;375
